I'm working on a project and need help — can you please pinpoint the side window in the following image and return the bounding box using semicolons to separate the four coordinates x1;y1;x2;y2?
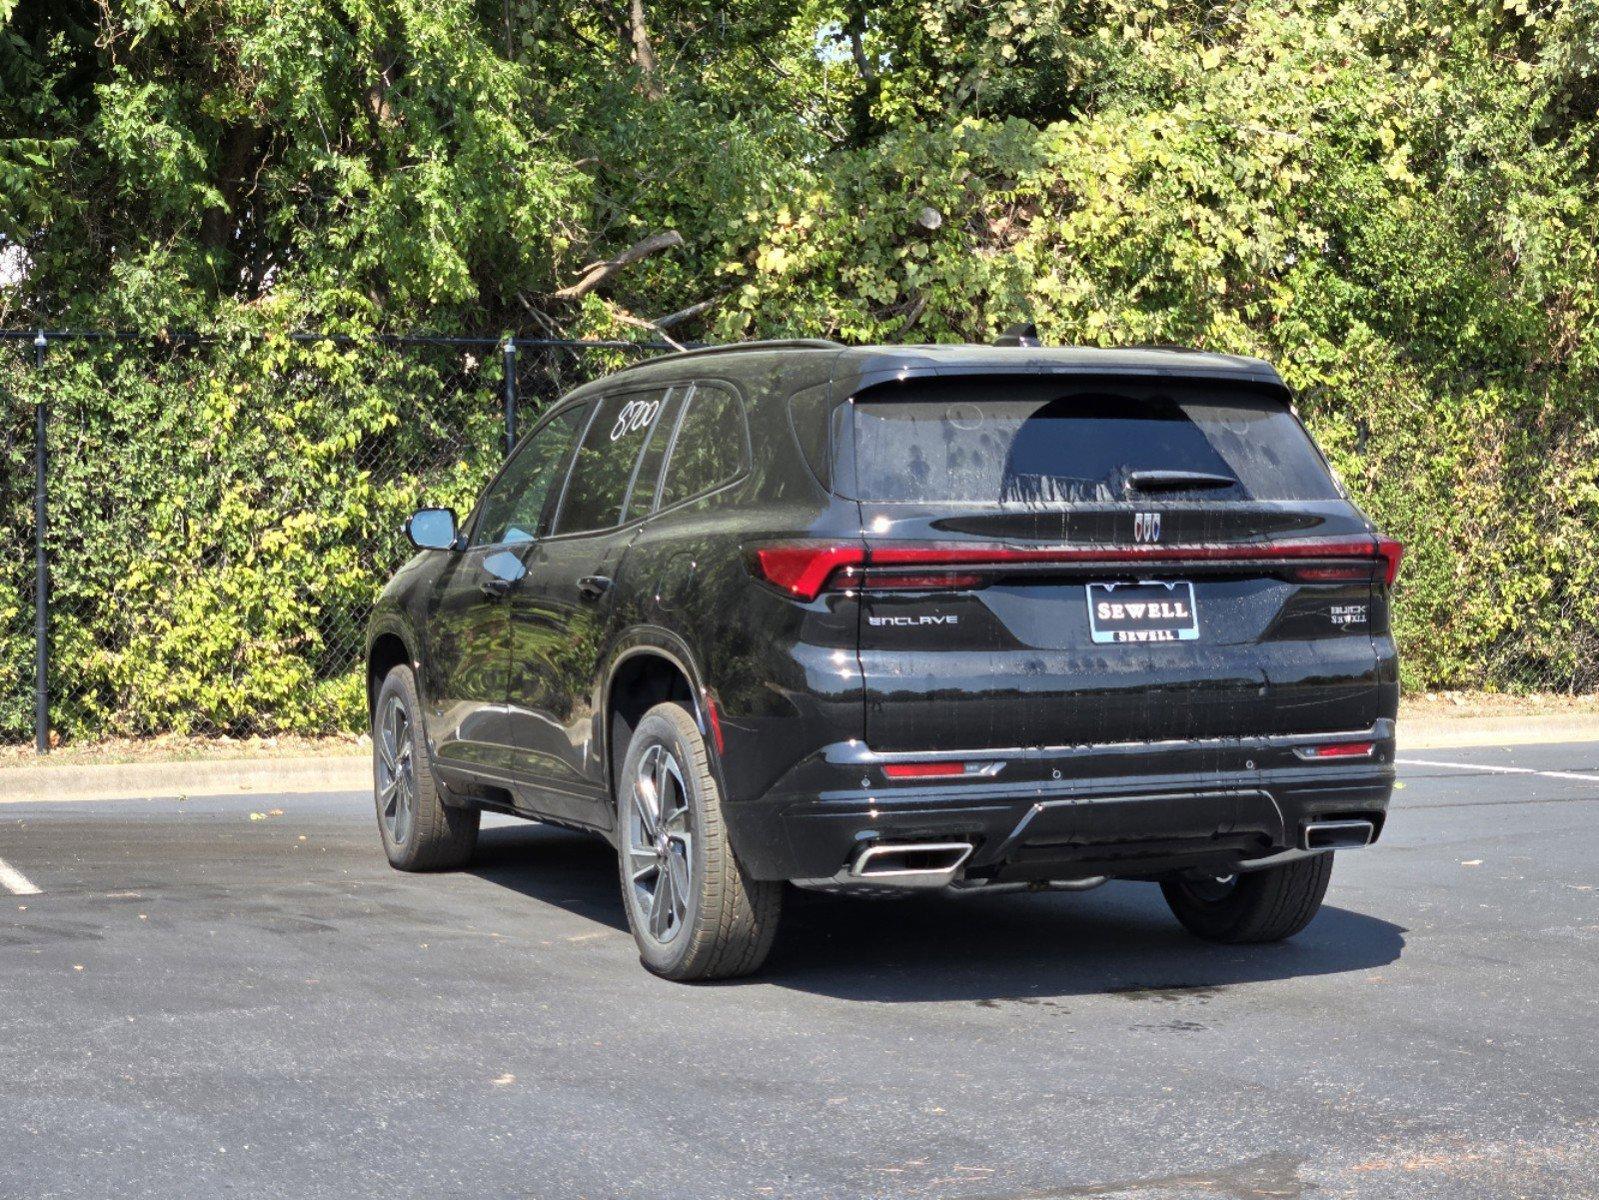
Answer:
471;405;586;547
553;390;665;535
621;384;689;522
658;383;747;510
788;383;832;489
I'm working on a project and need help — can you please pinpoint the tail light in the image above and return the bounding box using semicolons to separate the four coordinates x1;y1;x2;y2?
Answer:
747;535;1405;600
1375;536;1404;586
747;542;865;600
860;570;985;592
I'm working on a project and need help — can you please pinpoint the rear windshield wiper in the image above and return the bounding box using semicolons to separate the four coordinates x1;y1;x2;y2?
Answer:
1124;470;1240;493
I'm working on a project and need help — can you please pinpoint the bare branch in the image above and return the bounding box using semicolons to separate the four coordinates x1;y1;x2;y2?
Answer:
651;294;723;329
552;230;683;301
608;304;687;351
895;294;928;337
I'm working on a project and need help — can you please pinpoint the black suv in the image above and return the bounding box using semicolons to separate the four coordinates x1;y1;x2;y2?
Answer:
367;339;1399;980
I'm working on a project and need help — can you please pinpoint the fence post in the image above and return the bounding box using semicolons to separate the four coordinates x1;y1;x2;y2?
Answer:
32;330;48;754
502;337;518;457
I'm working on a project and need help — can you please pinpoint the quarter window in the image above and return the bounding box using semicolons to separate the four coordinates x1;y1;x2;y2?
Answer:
658;384;746;509
471;405;586;546
622;385;689;522
554;390;668;534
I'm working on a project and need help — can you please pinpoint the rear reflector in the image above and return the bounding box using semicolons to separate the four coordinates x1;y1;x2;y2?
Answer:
882;761;967;779
702;689;726;755
1297;741;1377;759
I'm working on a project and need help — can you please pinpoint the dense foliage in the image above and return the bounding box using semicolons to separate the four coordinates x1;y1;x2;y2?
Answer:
2;0;1597;738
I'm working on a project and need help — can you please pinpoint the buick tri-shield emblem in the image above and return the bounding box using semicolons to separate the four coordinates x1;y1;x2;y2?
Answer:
1133;511;1162;543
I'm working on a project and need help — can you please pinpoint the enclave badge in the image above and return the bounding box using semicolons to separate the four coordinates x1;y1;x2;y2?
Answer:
1133;511;1162;543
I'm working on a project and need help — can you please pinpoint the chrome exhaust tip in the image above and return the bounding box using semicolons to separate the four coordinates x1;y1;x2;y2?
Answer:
1301;819;1376;851
848;841;975;888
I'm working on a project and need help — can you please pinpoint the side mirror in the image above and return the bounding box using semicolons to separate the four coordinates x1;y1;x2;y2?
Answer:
406;507;459;551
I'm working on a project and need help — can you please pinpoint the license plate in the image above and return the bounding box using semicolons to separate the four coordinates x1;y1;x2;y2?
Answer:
1086;581;1199;644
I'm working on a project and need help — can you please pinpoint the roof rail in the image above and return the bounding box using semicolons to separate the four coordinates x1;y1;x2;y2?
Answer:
609;338;844;374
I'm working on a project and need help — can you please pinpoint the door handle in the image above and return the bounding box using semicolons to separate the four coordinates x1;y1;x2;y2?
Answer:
478;548;526;599
578;574;613;601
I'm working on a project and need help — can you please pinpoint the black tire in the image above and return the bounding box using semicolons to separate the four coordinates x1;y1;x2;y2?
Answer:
372;664;479;871
615;702;781;981
1160;853;1334;943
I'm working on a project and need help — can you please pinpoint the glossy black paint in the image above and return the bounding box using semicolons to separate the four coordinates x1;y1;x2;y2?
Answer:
367;342;1399;882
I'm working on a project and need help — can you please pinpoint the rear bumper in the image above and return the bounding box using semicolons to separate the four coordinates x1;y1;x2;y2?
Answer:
724;722;1396;883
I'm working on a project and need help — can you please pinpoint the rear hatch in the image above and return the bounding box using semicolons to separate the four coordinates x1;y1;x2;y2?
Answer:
841;375;1395;752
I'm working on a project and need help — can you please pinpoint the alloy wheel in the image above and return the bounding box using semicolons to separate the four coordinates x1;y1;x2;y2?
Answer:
376;693;416;846
626;743;694;943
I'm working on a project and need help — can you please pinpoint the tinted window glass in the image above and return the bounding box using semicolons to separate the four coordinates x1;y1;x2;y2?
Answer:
555;391;664;534
788;383;832;489
659;384;746;509
622;385;688;522
851;379;1337;505
471;406;586;546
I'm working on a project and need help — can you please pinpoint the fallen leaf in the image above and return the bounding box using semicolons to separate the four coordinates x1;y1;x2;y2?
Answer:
1461;859;1483;867
491;1073;516;1087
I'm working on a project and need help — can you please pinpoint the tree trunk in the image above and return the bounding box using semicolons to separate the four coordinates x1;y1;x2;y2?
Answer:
627;0;664;100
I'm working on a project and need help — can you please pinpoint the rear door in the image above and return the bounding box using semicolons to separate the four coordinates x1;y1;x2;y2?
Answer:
844;375;1387;753
504;388;678;822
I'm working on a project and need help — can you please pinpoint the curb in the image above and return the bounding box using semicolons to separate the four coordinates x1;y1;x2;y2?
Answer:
0;754;369;804
1398;713;1599;751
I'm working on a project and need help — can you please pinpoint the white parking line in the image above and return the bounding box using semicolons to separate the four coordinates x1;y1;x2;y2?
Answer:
1398;757;1599;785
0;855;41;896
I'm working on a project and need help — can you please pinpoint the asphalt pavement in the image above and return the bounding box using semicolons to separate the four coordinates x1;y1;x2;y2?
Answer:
2;742;1597;1199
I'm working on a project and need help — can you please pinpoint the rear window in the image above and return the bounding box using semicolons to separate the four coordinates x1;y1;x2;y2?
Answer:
850;378;1338;504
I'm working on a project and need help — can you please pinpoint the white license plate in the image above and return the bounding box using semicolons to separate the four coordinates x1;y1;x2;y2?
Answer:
1086;581;1200;644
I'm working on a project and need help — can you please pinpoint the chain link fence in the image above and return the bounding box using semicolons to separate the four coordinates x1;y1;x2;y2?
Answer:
0;331;662;750
2;331;1594;752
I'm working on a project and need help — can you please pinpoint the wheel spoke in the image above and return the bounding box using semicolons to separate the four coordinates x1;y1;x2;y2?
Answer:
377;705;398;772
667;847;690;922
629;848;659;882
634;747;661;838
649;864;670;938
379;775;399;817
653;750;672;816
633;779;659;839
387;704;405;764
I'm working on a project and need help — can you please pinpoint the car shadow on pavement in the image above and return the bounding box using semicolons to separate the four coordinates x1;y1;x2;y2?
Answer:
469;823;1406;1002
469;822;632;934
